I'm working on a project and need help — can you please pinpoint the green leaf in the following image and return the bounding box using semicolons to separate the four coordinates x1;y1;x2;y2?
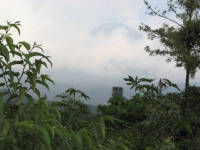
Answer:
41;61;48;68
45;56;53;67
9;60;23;66
12;51;22;57
0;83;5;87
0;71;20;79
25;94;34;102
0;44;10;62
8;70;14;85
26;71;36;88
41;74;54;84
46;76;54;84
33;42;44;52
34;88;40;98
55;95;66;99
29;52;52;67
6;36;15;53
23;53;32;66
29;52;46;58
0;58;7;66
11;23;21;35
35;59;42;73
0;25;8;30
139;78;154;83
19;41;31;50
36;80;49;90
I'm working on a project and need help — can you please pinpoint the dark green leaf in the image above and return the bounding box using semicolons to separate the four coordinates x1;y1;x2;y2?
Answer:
9;60;23;66
0;25;8;30
34;88;40;98
35;59;42;73
19;41;31;50
11;23;21;35
6;36;15;53
36;80;49;90
0;44;10;62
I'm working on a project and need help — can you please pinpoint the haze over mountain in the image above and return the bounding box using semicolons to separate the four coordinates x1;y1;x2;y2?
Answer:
91;21;142;41
40;80;134;105
40;79;184;106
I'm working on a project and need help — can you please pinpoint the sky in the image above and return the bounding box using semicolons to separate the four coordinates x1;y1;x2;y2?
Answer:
0;0;199;93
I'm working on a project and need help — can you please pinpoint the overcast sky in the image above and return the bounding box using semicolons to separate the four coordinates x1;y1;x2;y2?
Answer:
0;0;199;89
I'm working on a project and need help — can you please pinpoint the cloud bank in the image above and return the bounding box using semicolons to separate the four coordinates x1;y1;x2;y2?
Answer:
1;0;198;91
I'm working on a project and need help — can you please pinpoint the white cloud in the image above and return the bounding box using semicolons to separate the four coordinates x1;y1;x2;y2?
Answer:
0;0;190;87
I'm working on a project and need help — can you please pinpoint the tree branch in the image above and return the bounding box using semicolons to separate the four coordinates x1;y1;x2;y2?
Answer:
144;0;184;27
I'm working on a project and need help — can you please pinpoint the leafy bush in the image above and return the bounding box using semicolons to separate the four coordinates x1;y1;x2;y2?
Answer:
98;75;200;150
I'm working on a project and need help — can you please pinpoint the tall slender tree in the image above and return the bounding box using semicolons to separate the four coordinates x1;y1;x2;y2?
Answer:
140;0;200;100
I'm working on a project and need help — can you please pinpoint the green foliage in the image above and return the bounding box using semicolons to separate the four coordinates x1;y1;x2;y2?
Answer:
0;21;57;149
53;96;92;130
99;74;200;150
141;0;200;99
124;75;180;96
56;88;90;101
0;21;128;150
107;94;127;105
0;21;53;105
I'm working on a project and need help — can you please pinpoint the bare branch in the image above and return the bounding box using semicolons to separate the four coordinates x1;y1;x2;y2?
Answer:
144;0;184;27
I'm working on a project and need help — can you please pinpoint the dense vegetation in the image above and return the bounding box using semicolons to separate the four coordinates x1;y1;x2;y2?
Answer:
0;0;200;149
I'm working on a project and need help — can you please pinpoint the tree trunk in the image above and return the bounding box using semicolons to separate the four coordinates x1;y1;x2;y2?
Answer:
185;68;190;101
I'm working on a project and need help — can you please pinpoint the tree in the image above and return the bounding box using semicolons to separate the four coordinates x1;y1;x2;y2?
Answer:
56;88;90;101
0;21;60;150
140;0;200;101
0;21;54;106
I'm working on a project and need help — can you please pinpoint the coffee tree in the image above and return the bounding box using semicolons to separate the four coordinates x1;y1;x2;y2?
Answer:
0;21;58;149
0;21;53;105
